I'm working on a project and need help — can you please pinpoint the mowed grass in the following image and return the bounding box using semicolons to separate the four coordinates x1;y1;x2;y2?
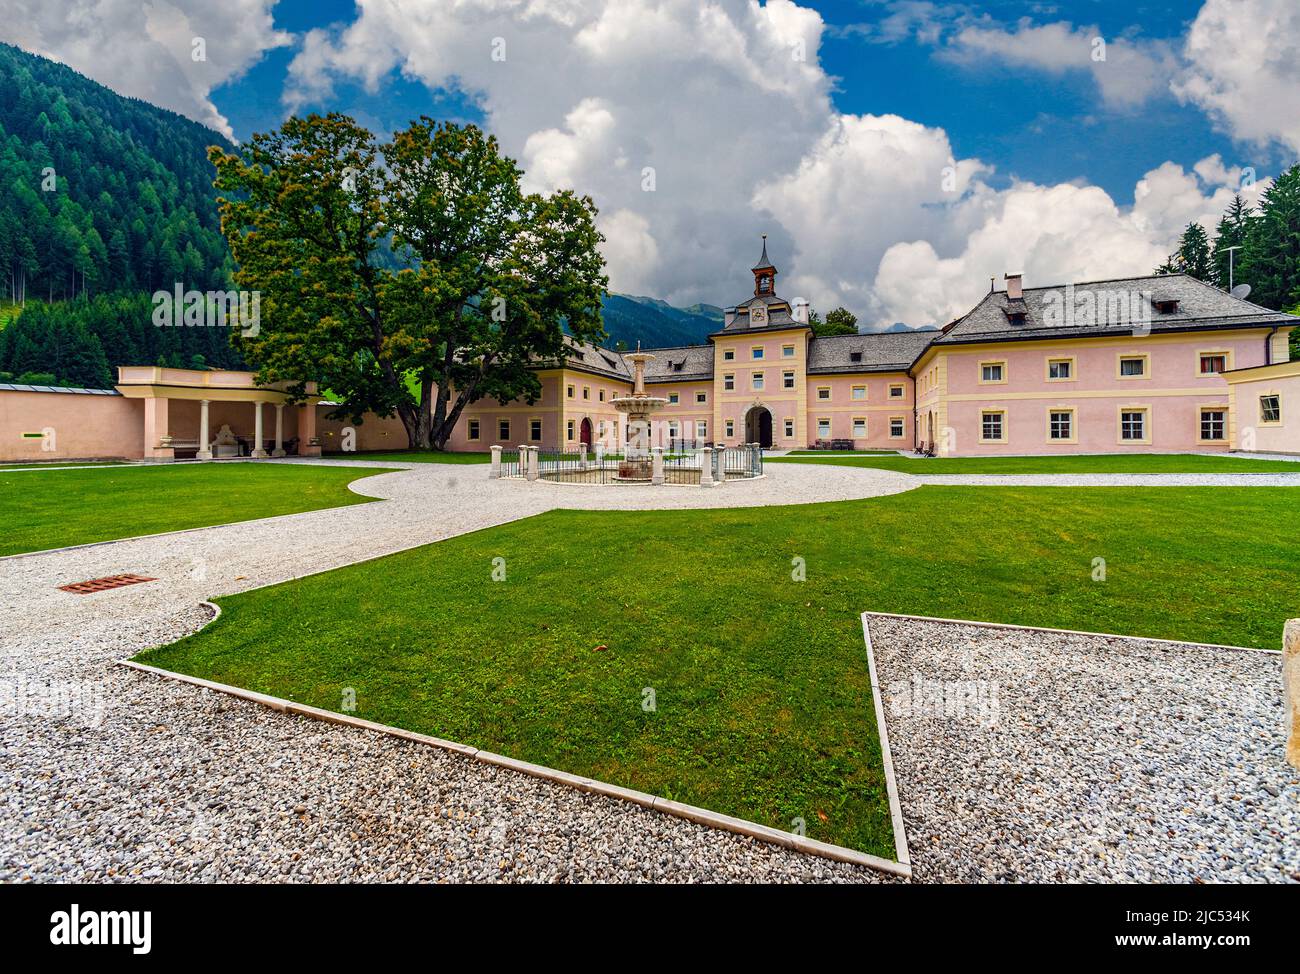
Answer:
324;449;489;464
769;452;1300;474
0;463;399;556
136;486;1300;856
0;461;127;470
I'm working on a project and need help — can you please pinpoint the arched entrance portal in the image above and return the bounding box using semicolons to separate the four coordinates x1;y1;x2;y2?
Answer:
744;405;773;448
579;417;593;449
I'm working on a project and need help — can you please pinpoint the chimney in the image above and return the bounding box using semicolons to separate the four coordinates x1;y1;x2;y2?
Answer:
1004;273;1023;300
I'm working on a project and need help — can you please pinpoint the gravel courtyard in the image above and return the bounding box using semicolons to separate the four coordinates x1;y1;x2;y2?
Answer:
868;615;1299;883
2;459;1297;883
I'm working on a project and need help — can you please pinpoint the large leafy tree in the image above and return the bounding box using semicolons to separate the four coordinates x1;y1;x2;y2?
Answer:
209;114;607;449
814;306;859;337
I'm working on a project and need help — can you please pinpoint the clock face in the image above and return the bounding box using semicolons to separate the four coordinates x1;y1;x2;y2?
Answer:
750;304;768;326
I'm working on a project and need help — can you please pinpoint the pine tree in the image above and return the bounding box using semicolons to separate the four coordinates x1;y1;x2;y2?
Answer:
1238;162;1300;311
1210;195;1254;290
1156;222;1212;281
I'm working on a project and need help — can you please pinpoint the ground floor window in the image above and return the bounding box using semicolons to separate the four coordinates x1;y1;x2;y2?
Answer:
889;417;904;438
980;411;1005;442
1261;395;1281;423
468;419;480;441
566;419;575;441
817;418;831;438
784;418;794;438
1120;409;1146;441
498;419;510;442
668;421;679;439
852;417;866;438
1200;408;1226;441
725;419;735;437
696;420;708;440
530;419;542;442
1049;410;1073;441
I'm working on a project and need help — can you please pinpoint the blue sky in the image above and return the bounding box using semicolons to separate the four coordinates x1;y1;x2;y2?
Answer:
7;0;1297;324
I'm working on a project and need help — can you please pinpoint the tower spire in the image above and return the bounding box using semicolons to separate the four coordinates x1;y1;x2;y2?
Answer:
752;233;776;296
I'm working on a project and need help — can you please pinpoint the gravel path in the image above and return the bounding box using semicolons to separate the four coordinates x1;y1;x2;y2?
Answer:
2;459;1294;883
867;616;1299;883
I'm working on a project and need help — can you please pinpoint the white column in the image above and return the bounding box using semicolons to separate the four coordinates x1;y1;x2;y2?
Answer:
196;399;212;460
651;446;664;485
526;446;540;481
490;445;502;479
272;403;286;457
700;447;713;487
251;402;267;458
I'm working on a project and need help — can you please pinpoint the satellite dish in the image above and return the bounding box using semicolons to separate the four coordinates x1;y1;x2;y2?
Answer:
1231;283;1252;300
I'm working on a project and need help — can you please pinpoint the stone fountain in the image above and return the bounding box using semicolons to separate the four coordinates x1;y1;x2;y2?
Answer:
612;348;668;480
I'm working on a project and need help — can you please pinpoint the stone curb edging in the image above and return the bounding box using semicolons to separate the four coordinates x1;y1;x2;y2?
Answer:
859;614;913;869
862;610;1277;654
120;601;911;879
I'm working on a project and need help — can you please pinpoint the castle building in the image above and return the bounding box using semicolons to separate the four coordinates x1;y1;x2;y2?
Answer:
441;240;1299;457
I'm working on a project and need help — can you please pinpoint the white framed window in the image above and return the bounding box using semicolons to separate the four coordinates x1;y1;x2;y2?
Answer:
817;418;831;438
851;385;866;400
468;419;480;441
783;371;795;389
1118;355;1147;378
566;384;575;398
668;392;680;404
1261;394;1281;424
1199;408;1226;441
725;419;735;437
723;348;735;361
1048;409;1073;441
782;344;795;358
889;416;905;438
1047;358;1073;381
752;372;765;391
889;384;904;399
980;410;1005;442
566;419;575;441
752;347;765;360
818;386;832;401
980;361;1006;384
695;420;707;439
1120;409;1147;441
784;418;795;438
668;420;679;438
852;417;867;438
1199;352;1229;375
696;391;707;403
724;373;735;391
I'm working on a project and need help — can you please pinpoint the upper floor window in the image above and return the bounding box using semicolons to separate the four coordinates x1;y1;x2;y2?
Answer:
1119;355;1147;378
668;392;680;405
782;345;795;358
1199;353;1228;374
889;384;905;398
980;361;1005;383
782;371;795;389
851;385;866;401
752;347;765;360
696;391;707;404
1047;358;1073;380
723;349;735;361
724;373;735;391
752;372;765;391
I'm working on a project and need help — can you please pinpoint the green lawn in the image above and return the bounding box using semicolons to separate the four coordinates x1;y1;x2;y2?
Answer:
0;463;398;556
136;486;1300;857
323;449;489;464
769;452;1300;474
0;461;127;470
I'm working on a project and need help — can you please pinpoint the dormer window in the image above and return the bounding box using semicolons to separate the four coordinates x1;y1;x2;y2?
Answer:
1153;298;1180;315
1007;312;1026;325
849;351;863;363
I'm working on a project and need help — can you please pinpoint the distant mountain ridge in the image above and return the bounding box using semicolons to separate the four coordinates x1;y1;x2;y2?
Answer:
598;293;723;349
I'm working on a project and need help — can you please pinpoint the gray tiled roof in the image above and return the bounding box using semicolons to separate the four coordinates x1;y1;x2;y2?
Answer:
722;294;799;330
636;345;715;383
806;329;939;373
938;273;1297;345
0;382;120;395
561;339;632;379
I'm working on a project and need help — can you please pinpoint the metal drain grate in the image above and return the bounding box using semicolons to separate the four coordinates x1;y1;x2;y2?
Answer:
58;574;156;595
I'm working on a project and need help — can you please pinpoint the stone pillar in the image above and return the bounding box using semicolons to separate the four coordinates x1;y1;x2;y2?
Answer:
700;447;713;487
196;399;212;460
267;403;283;455
298;403;321;457
595;443;605;468
251;402;268;458
651;447;664;485
1286;619;1300;770
490;445;502;479
143;396;173;461
526;446;540;481
580;446;589;471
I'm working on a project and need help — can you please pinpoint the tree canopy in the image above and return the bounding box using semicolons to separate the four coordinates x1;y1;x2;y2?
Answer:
209;114;608;449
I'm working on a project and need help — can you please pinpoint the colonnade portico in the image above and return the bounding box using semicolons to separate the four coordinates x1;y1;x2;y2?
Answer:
115;367;321;461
